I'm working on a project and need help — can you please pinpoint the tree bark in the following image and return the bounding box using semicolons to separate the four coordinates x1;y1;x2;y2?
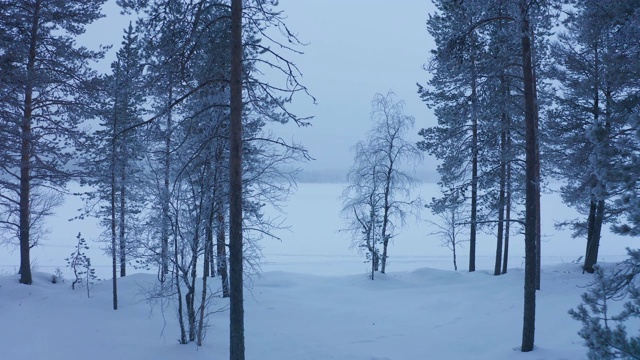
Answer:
584;200;604;273
494;111;507;276
380;166;393;274
592;200;604;263
229;0;245;357
187;229;199;342
175;229;186;344
371;212;377;280
452;207;458;271
502;158;512;275
110;118;119;310
217;205;229;298
531;29;542;291
371;250;376;280
493;156;506;276
583;81;611;272
521;1;538;352
111;169;118;310
210;141;226;279
160;89;173;282
584;199;597;273
206;209;216;278
469;48;479;273
18;0;41;285
119;167;127;277
380;235;389;273
197;235;210;346
209;240;216;277
584;78;612;270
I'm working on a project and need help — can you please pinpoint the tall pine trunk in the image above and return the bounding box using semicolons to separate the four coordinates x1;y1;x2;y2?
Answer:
206;208;216;278
110;174;118;309
494;112;507;276
521;1;539;351
229;0;245;357
175;228;187;344
197;235;210;346
584;199;598;273
584;85;613;272
119;167;127;277
583;43;602;274
110;71;120;310
452;207;458;271
495;73;509;276
469;47;479;273
502;156;512;275
585;200;605;273
592;200;605;263
532;29;542;291
187;230;199;342
203;155;216;279
18;0;41;285
110;126;119;310
212;142;226;281
217;204;229;298
209;240;216;277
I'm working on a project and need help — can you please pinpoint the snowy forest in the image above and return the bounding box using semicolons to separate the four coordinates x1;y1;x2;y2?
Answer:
1;0;640;359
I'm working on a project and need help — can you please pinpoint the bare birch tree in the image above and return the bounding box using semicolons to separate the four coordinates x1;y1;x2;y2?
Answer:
342;92;422;276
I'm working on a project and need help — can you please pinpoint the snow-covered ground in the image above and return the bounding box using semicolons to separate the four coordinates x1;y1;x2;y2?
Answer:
0;182;636;359
0;264;598;359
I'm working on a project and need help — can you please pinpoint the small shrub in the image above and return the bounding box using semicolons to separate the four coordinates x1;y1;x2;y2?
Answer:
51;267;64;284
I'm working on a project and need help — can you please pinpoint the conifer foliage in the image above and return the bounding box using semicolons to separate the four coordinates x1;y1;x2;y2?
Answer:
66;232;97;298
419;0;555;352
0;0;107;285
570;250;640;359
547;0;640;274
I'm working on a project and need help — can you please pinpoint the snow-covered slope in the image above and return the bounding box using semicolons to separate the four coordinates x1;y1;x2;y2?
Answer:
1;264;592;359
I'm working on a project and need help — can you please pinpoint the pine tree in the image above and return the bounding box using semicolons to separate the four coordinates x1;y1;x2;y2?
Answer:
80;22;146;309
570;249;640;359
419;0;491;273
548;0;640;273
420;0;554;350
427;189;469;271
66;232;97;298
520;0;539;348
130;0;193;290
0;0;107;285
474;0;525;277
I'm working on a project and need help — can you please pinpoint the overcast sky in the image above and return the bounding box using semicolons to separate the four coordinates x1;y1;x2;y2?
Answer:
81;0;438;180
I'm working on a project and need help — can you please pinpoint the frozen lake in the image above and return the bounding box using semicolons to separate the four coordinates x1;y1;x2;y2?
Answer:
0;181;634;278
